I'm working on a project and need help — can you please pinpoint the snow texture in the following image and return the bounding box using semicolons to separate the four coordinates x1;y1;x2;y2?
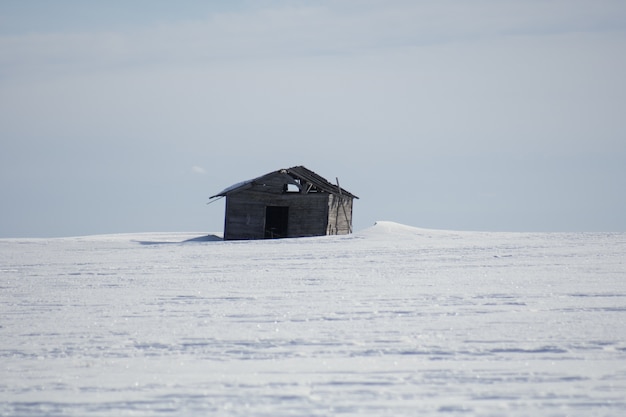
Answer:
1;221;625;416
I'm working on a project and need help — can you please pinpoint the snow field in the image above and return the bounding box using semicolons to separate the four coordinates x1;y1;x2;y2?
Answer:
1;221;625;416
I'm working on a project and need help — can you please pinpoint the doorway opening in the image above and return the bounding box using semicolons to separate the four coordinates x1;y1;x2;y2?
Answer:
265;206;289;238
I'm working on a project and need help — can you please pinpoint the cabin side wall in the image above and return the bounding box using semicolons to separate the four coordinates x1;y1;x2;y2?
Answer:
224;185;330;240
326;194;354;235
223;194;266;240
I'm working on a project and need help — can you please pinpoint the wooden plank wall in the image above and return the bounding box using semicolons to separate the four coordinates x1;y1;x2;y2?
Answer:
327;194;354;235
224;196;266;240
224;190;330;240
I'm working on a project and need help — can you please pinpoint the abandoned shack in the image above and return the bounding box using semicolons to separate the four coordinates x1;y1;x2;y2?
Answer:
210;166;358;240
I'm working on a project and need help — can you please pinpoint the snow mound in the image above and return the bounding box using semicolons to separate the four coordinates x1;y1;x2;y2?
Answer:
356;221;444;237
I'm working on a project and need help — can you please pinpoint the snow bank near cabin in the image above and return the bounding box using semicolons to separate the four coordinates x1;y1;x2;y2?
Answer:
357;220;445;236
354;220;475;242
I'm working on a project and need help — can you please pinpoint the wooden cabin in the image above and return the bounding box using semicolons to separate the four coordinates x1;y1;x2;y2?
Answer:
210;166;358;240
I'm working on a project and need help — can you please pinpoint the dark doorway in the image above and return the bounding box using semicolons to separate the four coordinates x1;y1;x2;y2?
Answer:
265;206;289;238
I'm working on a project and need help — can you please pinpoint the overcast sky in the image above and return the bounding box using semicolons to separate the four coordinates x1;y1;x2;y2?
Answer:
1;0;625;237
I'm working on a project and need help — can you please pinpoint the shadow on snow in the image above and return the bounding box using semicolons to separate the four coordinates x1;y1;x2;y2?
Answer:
134;234;223;245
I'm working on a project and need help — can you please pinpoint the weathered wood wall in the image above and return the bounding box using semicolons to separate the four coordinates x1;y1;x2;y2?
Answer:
223;195;266;240
223;177;329;240
326;194;354;235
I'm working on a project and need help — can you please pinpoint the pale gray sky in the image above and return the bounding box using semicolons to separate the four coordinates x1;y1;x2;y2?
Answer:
1;0;625;237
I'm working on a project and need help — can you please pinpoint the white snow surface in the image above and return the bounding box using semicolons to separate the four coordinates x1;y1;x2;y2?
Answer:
1;221;625;416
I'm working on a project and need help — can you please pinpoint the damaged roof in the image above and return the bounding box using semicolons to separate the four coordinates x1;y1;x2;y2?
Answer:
210;165;359;199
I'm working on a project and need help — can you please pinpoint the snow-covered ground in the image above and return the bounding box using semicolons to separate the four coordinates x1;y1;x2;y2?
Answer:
1;221;625;416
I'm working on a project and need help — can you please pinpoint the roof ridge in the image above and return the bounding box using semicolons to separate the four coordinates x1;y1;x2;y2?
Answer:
210;165;358;199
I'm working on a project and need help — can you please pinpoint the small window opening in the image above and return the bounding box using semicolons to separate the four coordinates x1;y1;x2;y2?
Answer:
286;183;300;192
